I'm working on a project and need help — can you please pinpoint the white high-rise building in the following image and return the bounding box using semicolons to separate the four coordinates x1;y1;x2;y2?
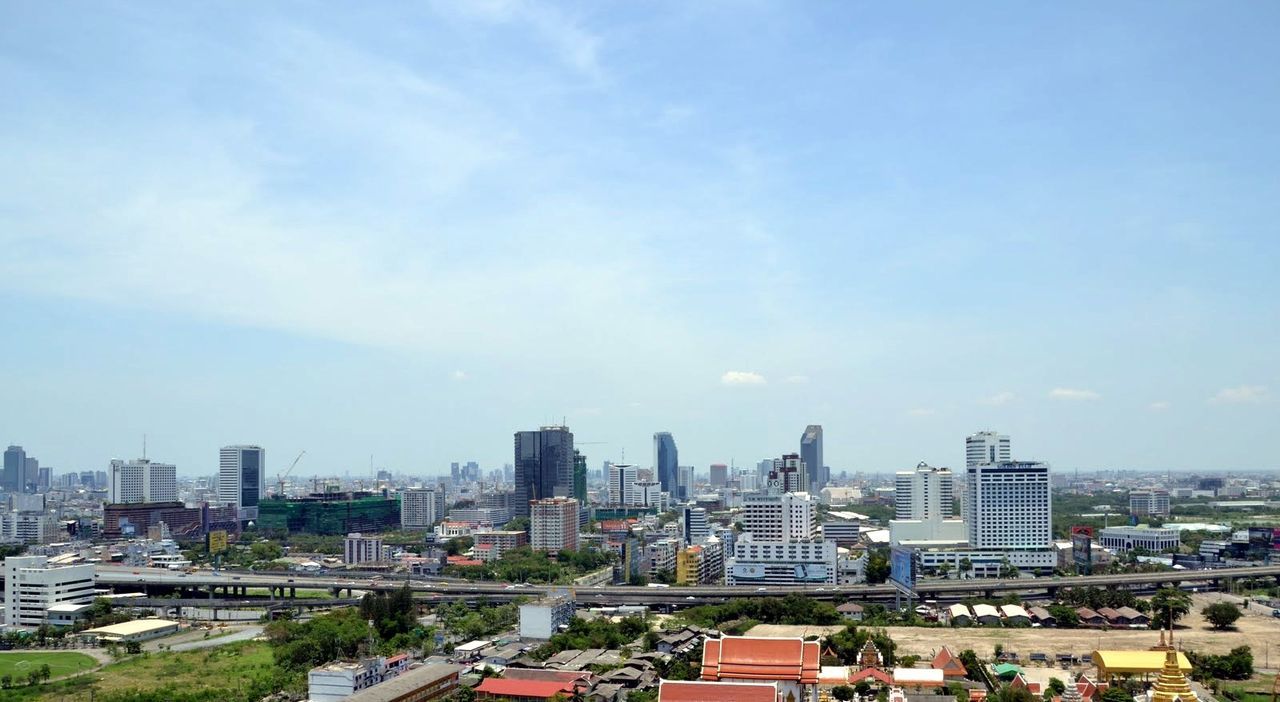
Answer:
219;445;265;520
965;461;1052;550
530;497;578;552
3;556;96;629
109;458;177;504
965;431;1011;467
606;463;638;506
742;491;819;542
1129;489;1171;517
765;454;807;494
344;533;383;564
894;462;953;520
401;486;447;528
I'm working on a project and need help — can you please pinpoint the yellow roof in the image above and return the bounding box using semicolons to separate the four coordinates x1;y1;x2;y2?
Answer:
1092;651;1191;674
82;619;179;637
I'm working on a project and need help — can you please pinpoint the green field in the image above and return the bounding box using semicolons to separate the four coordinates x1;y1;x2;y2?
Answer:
0;651;97;679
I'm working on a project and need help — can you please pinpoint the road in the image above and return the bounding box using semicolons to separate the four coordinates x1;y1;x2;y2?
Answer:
82;562;1280;604
164;626;264;652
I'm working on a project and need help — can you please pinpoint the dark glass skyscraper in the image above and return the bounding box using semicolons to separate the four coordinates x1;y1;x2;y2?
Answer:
653;432;678;496
801;425;825;493
513;426;574;519
572;449;588;504
3;446;25;493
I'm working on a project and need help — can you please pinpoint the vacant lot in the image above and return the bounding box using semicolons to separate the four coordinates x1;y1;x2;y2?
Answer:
748;594;1280;664
0;651;97;680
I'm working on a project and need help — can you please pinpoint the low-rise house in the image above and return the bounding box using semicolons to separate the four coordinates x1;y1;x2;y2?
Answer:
893;667;945;691
836;602;864;622
1075;607;1106;628
1096;607;1122;625
658;680;779;702
1000;604;1031;626
931;647;967;679
1113;607;1149;627
971;604;1001;626
947;604;973;626
475;677;578;702
1028;607;1056;627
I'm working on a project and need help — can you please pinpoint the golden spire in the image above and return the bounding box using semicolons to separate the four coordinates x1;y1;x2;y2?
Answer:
1148;621;1195;702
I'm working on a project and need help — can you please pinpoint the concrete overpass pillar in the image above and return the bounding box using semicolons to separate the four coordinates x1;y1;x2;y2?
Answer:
289;587;296;598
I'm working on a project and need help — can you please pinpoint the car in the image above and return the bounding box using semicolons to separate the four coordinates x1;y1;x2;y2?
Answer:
232;576;241;580
816;587;826;591
1272;609;1280;618
686;596;696;600
756;587;767;592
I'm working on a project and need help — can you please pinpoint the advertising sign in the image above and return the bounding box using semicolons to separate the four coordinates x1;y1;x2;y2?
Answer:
1072;533;1093;575
207;529;229;554
889;546;918;592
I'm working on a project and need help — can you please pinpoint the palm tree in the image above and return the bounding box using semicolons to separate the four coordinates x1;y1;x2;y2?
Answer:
958;558;972;580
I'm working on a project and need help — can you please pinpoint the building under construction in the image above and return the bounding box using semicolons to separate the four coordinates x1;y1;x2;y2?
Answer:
257;491;399;535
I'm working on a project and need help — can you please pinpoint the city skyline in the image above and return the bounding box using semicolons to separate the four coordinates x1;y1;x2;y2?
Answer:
1;4;1277;475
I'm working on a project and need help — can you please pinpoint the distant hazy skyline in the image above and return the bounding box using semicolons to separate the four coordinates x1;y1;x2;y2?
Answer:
1;3;1276;477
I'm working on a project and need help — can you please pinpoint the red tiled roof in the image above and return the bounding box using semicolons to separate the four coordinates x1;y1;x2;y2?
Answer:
385;653;409;665
701;637;820;684
660;681;778;702
931;647;967;677
504;669;593;685
475;678;576;699
848;668;893;685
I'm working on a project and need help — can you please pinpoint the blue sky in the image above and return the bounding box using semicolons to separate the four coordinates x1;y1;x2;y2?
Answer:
1;2;1277;478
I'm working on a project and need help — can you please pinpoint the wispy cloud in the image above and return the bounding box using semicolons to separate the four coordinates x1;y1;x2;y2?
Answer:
1148;401;1170;411
721;371;766;386
452;370;469;381
1209;385;1268;405
432;0;604;79
979;391;1016;406
1049;387;1100;401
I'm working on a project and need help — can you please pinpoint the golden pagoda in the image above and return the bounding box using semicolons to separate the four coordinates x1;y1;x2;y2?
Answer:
1147;625;1197;702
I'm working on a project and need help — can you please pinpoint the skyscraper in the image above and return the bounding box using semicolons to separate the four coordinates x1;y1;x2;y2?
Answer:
676;465;695;500
3;446;26;493
530;497;579;552
965;431;1011;467
708;463;728;487
965;461;1051;550
653;432;678;496
219;445;266;520
513;426;574;520
766;453;807;494
607;463;638;506
109;458;178;504
801;425;825;492
22;456;39;494
401;486;447;528
894;462;953;520
572;450;587;504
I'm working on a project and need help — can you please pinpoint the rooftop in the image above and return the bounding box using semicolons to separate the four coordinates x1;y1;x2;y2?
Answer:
660;680;779;702
475;677;576;699
82;619;178;637
347;664;460;702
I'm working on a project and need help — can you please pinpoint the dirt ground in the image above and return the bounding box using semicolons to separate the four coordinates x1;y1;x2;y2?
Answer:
746;594;1280;673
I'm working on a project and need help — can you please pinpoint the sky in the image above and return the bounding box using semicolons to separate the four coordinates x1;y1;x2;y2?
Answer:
1;2;1277;478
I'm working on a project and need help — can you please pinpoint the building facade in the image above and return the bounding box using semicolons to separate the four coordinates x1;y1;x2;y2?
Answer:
894;462;953;520
766;454;807;494
1100;526;1180;554
219;445;265;520
519;596;575;639
513;427;574;520
473;530;529;562
965;431;1011;467
530;497;578;552
801;425;825;493
109;458;177;504
1129;490;1171;518
401;486;447;528
654;432;679;497
962;461;1055;571
2;556;96;629
345;533;384;564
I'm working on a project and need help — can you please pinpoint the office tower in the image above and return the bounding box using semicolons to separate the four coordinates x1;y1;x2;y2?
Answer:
742;491;819;542
965;461;1052;550
801;425;825;492
572;450;587;504
894;462;954;520
37;467;50;491
3;556;96;629
78;471;94;488
607;463;638;506
3;446;26;492
513;426;574;520
108;458;178;504
94;470;108;488
503;464;514;483
401;486;447;528
766;454;807;494
966;431;1011;467
653;432;678;496
1130;489;1171;517
219;445;266;520
709;463;728;488
464;461;480;482
530;497;579;552
676;465;695;500
756;459;772;478
450;462;461;483
22;456;38;493
682;505;709;545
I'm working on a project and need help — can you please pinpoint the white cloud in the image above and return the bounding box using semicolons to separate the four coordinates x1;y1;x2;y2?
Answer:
1048;387;1100;401
721;371;766;386
452;370;469;381
907;408;936;416
432;0;603;79
979;391;1016;406
1148;401;1170;411
1209;385;1268;405
783;375;810;384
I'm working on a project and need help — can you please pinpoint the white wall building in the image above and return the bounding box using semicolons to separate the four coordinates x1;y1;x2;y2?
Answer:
966;431;1011;467
401;486;447;528
519;596;575;640
607;463;638;506
109;458;177;504
765;454;807;494
218;445;265;520
1100;525;1180;554
344;533;384;565
2;556;96;629
530;497;578;552
1129;489;1171;517
725;535;838;585
894;462;953;520
741;491;818;542
962;461;1054;571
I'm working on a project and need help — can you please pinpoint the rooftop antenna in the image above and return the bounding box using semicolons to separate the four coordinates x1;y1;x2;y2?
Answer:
142;434;147;460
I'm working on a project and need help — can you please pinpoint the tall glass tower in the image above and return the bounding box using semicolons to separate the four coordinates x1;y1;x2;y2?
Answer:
800;425;825;493
513;426;574;519
653;432;678;497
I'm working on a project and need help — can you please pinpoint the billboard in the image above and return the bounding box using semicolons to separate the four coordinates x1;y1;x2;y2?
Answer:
1072;533;1093;575
1070;525;1095;538
889;547;918;592
207;529;229;554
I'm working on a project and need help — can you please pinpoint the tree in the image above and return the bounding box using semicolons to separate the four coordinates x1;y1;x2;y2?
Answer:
959;558;973;579
1201;602;1242;630
1047;678;1066;696
125;640;142;654
39;664;51;682
1150;588;1192;629
832;685;856;701
1;675;11;689
866;551;891;584
998;559;1020;579
1100;685;1135;702
937;563;953;579
990;685;1036;702
1047;605;1079;628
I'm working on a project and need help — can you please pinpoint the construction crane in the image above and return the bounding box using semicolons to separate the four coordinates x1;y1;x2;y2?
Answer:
276;450;306;497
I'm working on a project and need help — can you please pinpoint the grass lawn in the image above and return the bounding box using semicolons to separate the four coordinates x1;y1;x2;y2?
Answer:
5;642;298;702
0;651;97;679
